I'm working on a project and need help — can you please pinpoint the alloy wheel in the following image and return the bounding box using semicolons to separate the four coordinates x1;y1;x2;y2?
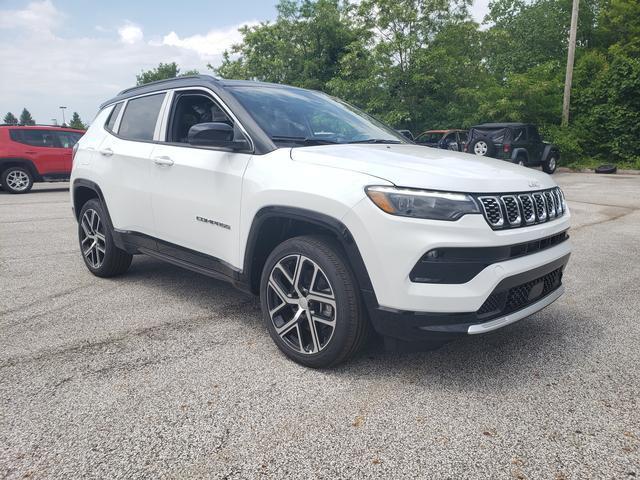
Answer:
266;254;336;354
80;209;106;269
5;170;30;192
548;157;557;170
474;141;488;155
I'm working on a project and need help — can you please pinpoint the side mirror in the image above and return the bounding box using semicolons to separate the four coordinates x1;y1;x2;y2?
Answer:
187;122;249;150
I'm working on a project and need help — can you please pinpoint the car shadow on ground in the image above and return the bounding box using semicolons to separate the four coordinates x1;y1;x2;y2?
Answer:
117;255;592;391
0;186;69;194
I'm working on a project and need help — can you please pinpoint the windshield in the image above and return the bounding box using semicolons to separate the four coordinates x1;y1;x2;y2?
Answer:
228;85;407;147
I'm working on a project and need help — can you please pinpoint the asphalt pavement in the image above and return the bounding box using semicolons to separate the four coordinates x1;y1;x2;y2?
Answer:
0;172;638;479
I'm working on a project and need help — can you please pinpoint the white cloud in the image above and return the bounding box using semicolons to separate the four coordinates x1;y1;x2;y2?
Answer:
470;0;491;23
161;22;258;56
0;2;249;124
0;0;63;34
118;22;144;44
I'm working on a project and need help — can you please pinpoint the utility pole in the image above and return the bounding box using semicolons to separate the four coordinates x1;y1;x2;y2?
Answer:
562;0;579;127
59;106;67;126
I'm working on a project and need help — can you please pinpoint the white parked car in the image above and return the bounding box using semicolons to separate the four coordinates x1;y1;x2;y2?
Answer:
71;75;571;368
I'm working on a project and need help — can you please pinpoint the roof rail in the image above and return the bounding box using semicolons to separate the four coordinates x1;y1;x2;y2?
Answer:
117;74;217;95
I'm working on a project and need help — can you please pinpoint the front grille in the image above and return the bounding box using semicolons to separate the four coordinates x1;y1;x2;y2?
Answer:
477;187;566;230
477;267;563;319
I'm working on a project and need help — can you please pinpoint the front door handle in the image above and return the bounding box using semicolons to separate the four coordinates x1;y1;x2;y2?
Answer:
99;148;113;157
153;156;174;166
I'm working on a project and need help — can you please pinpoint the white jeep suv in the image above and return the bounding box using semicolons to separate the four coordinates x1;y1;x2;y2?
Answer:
71;75;571;368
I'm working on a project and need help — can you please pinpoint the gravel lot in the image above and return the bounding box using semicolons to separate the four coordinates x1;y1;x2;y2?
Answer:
1;172;639;479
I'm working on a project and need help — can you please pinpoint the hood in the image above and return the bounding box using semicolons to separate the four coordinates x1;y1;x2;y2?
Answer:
290;144;555;193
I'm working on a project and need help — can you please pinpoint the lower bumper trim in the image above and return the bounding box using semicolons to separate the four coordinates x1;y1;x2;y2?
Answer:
467;285;564;334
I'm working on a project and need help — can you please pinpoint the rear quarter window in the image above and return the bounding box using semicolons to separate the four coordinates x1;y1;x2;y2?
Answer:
118;93;166;141
104;102;123;133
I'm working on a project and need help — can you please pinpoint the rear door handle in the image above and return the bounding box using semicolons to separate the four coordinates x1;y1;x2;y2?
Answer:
153;156;174;166
99;148;113;157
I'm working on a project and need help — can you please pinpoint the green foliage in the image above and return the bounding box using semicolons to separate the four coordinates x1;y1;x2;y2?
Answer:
68;112;86;130
19;108;35;126
3;112;18;125
212;0;640;167
136;62;199;86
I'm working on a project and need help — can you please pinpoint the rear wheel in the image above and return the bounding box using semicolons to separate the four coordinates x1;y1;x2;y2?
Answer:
516;154;526;166
78;199;132;277
2;166;33;194
543;155;557;174
260;235;368;368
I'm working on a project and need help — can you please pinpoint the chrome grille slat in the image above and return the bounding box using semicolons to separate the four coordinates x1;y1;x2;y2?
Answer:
518;194;536;224
544;191;557;219
501;195;521;225
478;196;504;227
476;188;566;230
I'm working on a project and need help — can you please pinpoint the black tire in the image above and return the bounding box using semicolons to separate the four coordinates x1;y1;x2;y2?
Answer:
1;166;33;194
469;138;495;157
260;235;369;368
515;154;527;166
595;164;617;174
78;198;132;277
542;154;558;174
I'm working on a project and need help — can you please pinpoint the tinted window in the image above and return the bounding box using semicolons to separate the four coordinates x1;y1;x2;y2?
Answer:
105;102;123;132
512;128;526;142
416;132;444;144
168;93;232;143
9;129;59;148
229;86;406;146
56;132;83;148
118;94;165;141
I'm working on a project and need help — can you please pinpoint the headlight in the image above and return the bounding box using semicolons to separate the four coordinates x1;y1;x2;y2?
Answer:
365;186;480;221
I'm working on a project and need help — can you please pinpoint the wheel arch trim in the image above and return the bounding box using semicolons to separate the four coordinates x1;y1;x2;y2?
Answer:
71;179;116;233
0;158;42;181
242;206;376;300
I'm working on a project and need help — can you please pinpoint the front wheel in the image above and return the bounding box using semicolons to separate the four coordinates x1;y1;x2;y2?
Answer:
78;199;132;277
2;166;33;194
260;235;368;368
543;155;558;174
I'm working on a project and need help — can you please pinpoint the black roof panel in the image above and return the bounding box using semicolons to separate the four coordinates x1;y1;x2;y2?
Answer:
471;122;531;128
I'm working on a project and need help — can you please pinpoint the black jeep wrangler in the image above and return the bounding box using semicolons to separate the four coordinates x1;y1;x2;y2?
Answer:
465;123;560;174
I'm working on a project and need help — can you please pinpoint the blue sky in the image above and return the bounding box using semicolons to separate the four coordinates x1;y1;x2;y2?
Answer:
0;0;489;125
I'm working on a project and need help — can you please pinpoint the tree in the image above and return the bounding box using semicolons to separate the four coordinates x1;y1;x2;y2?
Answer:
3;112;18;125
214;0;366;91
68;112;86;130
136;62;199;86
211;0;639;167
19;108;35;125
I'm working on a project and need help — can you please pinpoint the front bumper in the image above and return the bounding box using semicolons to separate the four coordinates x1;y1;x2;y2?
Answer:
343;195;572;340
363;253;569;341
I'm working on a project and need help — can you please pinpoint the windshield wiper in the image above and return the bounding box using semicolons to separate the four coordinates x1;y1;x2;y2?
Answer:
345;139;403;144
270;136;338;146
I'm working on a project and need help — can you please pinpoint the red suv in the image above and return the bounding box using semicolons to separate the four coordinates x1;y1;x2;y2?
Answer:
0;125;84;193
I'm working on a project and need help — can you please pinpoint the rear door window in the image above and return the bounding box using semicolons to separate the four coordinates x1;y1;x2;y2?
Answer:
118;93;166;141
9;129;59;148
